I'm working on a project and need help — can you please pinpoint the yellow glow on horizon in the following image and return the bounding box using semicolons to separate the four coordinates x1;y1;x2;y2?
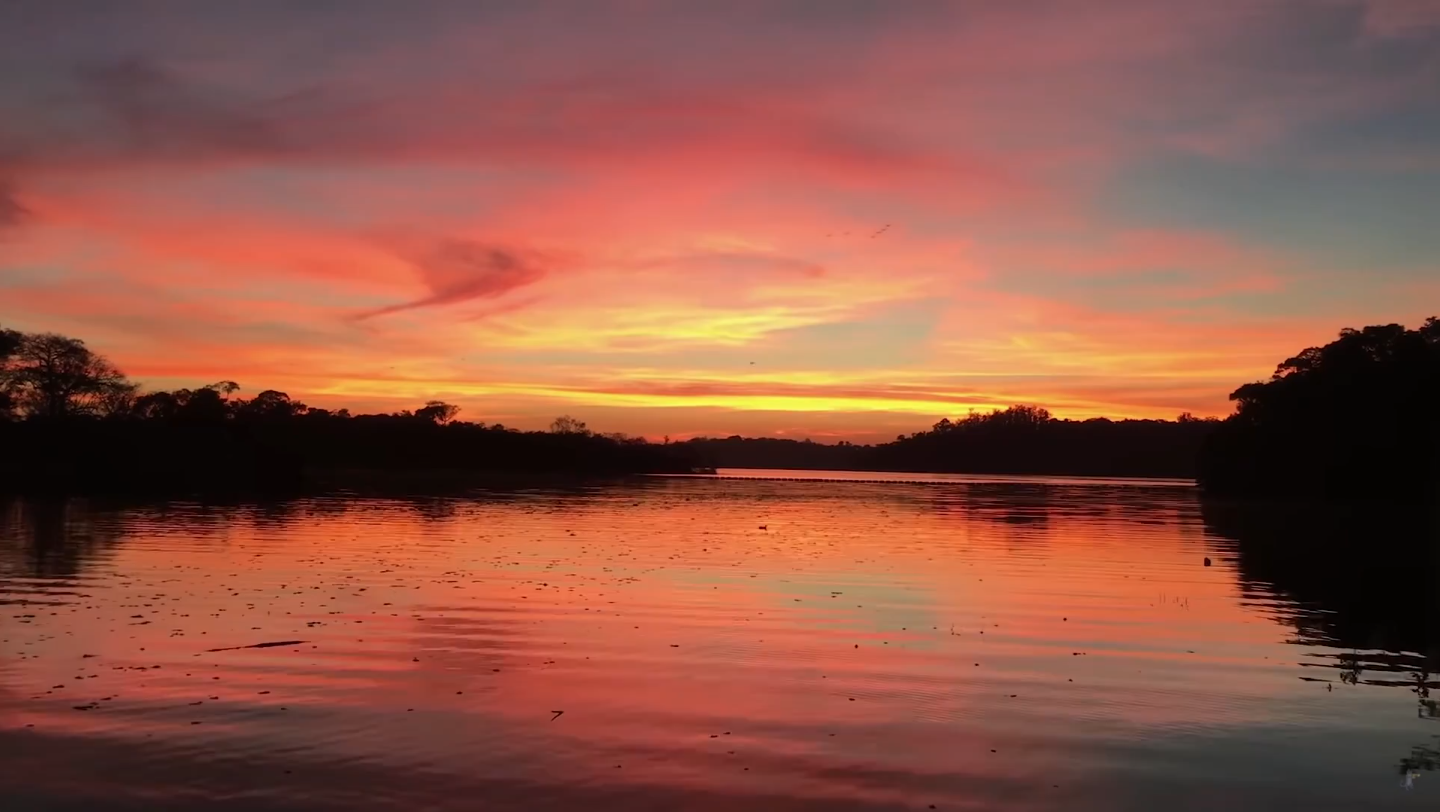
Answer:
305;376;1173;421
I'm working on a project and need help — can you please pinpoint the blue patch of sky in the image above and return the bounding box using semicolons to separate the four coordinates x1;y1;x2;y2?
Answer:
1098;152;1440;279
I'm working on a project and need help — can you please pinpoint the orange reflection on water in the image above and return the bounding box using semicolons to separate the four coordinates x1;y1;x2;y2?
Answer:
1;478;1432;810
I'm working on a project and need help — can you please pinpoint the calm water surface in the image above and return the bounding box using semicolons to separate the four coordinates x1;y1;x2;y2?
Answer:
2;472;1437;811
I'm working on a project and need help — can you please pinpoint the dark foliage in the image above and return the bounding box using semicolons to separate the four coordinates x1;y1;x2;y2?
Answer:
682;406;1218;478
861;406;1217;478
0;406;700;496
0;419;307;496
0;331;134;418
0;326;20;419
0;327;19;361
1198;318;1440;500
680;436;868;470
0;325;697;495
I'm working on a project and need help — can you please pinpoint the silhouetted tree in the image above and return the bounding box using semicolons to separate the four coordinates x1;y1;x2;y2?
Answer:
550;415;588;435
95;381;137;418
0;325;22;420
1;332;135;418
415;400;460;425
130;390;182;421
0;326;20;363
1198;318;1440;500
238;390;306;421
175;387;230;424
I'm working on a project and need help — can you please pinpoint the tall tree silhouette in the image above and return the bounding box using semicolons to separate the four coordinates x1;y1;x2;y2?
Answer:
0;332;135;418
550;415;589;435
415;401;460;425
237;390;305;422
1198;318;1440;500
0;326;19;362
0;325;22;419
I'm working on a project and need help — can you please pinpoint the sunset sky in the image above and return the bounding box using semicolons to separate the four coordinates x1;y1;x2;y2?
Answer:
1;1;1437;441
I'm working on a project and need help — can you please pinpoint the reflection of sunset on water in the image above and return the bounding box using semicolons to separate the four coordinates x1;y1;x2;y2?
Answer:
2;478;1435;810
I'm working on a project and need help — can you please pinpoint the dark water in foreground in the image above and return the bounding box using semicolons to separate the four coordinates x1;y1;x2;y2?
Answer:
2;471;1437;811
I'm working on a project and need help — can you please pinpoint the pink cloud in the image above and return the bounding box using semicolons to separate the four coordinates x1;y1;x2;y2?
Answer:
356;238;550;320
1;1;1433;437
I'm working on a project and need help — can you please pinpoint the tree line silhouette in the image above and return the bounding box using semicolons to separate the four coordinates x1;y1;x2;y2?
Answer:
0;327;697;494
680;407;1218;478
867;405;1217;478
3;317;1436;498
1197;317;1439;500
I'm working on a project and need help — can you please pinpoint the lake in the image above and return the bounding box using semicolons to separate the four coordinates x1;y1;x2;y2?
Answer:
3;471;1437;811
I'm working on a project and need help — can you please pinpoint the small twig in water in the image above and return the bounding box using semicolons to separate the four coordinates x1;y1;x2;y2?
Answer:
204;640;306;653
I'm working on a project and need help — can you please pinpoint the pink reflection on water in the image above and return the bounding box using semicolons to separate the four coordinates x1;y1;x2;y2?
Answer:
1;479;1430;810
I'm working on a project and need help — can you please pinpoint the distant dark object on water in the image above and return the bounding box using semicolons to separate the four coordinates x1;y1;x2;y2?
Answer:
1204;557;1211;567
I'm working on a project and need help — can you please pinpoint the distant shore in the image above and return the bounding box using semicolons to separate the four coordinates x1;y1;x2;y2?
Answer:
5;318;1435;502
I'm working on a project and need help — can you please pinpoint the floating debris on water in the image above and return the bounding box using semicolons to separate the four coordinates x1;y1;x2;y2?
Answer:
204;641;306;653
